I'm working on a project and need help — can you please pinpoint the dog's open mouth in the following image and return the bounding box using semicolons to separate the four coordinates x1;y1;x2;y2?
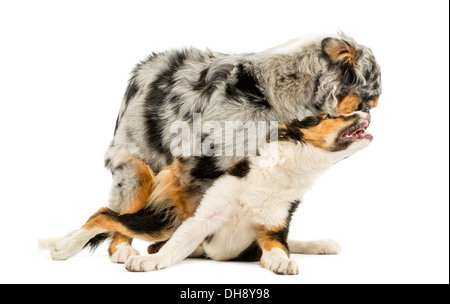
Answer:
340;120;372;141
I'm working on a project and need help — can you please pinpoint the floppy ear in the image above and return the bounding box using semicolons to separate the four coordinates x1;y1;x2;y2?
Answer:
322;38;359;66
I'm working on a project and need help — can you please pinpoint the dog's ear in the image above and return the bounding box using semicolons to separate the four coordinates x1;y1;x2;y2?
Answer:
322;38;359;66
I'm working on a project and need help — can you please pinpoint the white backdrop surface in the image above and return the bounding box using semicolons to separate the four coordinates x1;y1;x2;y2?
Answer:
0;0;448;284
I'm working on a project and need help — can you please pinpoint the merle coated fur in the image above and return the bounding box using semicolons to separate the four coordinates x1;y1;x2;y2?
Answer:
104;34;381;215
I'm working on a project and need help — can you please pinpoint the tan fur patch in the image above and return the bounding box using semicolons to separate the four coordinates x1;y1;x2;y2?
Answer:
324;39;359;66
256;225;289;257
150;159;197;220
337;94;361;114
301;116;353;150
108;156;156;256
367;96;379;109
108;233;132;256
123;157;155;214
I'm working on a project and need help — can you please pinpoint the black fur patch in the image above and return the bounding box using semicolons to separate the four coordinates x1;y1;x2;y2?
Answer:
100;206;175;235
113;77;141;135
124;79;139;107
278;119;304;142
330;138;354;152
278;115;331;142
271;200;300;252
228;158;251;178
297;115;324;129
204;234;214;243
83;233;110;251
232;241;262;262
339;62;357;86
113;115;120;136
144;50;188;156
311;74;324;110
190;156;225;180
226;63;271;109
192;68;209;91
192;64;234;98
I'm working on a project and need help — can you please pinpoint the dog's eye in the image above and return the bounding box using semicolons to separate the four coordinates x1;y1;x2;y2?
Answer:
324;114;333;120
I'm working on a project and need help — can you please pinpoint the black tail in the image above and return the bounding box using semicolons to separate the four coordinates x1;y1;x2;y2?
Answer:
83;233;111;252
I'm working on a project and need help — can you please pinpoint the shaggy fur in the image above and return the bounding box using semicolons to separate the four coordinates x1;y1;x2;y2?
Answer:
40;111;373;274
99;34;381;258
40;34;381;263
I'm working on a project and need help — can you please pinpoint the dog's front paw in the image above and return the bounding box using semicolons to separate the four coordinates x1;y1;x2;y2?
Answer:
111;244;140;264
125;254;163;272
261;248;299;275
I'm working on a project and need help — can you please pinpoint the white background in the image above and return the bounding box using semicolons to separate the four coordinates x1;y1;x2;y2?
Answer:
0;0;448;284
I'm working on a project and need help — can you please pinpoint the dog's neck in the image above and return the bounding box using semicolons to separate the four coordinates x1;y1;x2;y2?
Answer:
254;141;337;182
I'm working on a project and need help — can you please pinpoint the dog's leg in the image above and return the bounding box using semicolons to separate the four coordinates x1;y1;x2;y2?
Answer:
109;232;139;264
256;226;299;275
39;228;107;260
107;155;155;263
147;241;166;254
40;205;176;260
125;197;231;272
147;241;205;258
288;239;341;255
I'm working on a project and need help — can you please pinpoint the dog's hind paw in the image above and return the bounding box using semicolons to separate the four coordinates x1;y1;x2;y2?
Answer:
110;243;140;264
125;254;164;272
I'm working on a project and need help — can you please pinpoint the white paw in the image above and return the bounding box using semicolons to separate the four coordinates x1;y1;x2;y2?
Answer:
110;244;140;264
50;237;79;260
38;235;82;260
125;254;164;272
262;248;299;275
318;239;342;255
38;237;65;251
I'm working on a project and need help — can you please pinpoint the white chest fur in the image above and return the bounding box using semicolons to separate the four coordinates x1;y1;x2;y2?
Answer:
201;143;333;260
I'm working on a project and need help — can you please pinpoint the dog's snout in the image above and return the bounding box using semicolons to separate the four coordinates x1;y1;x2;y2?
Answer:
360;111;371;123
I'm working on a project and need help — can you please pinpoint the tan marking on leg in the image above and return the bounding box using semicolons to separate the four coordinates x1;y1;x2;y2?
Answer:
122;157;155;214
150;159;197;220
255;225;289;257
108;233;132;256
109;156;156;256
